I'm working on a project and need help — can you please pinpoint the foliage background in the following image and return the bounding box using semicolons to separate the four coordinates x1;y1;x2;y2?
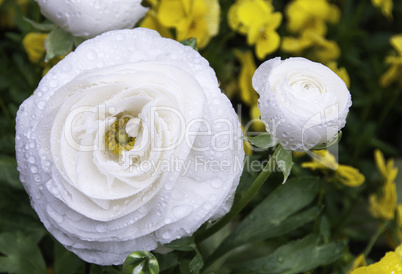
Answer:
0;0;401;273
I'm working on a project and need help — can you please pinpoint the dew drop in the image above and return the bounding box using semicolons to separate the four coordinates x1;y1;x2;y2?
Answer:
38;101;46;109
162;230;171;239
277;256;284;262
96;224;107;233
173;205;192;219
30;165;38;174
28;156;36;163
49;80;58;87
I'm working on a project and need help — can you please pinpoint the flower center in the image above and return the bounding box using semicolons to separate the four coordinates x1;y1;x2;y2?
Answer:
105;117;136;154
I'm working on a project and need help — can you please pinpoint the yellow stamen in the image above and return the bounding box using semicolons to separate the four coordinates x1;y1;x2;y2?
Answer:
105;117;136;154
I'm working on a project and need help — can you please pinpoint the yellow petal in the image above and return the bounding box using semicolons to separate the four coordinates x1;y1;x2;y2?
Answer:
250;104;265;132
371;0;394;19
375;149;389;180
157;0;186;27
281;36;312;54
351;251;402;274
234;49;258;106
22;32;47;63
391;34;402;56
369;181;397;220
336;165;365;187
255;29;280;59
203;0;220;37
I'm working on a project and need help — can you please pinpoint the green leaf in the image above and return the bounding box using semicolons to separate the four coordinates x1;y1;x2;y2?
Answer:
275;146;293;183
0;210;46;243
0;232;47;274
45;26;73;61
311;131;342;150
123;251;159;274
23;17;54;32
0;157;22;189
180;37;198;51
242;132;278;149
233;234;346;274
164;237;195;252
164;237;204;273
53;239;85;274
212;177;320;256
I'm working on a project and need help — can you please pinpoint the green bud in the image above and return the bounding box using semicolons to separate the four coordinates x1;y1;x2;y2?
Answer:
123;251;159;274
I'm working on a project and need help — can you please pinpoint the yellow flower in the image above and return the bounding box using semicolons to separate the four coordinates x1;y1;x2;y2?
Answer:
233;50;265;132
371;0;393;19
380;34;402;87
370;181;397;220
351;244;402;273
234;50;258;106
156;0;220;49
369;150;398;220
336;165;365;187
281;29;340;63
327;61;351;88
285;0;340;35
375;149;398;185
228;0;282;59
22;33;47;63
302;150;365;187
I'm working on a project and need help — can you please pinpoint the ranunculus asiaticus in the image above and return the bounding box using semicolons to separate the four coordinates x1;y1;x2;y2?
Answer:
15;28;244;265
253;57;351;151
35;0;148;38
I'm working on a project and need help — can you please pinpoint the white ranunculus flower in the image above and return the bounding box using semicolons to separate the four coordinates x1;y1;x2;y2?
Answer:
253;57;352;152
15;28;244;265
35;0;148;38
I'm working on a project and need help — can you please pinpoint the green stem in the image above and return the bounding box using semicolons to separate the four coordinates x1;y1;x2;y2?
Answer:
364;221;390;257
196;146;279;243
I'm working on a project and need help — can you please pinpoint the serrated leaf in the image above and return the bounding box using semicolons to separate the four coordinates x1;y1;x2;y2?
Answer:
275;146;293;183
311;131;342;150
212;177;320;256
23;17;54;32
45;26;73;61
0;232;46;274
233;234;346;274
242;132;278;149
180;37;198;51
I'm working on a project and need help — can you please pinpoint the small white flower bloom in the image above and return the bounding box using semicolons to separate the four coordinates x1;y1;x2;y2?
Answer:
253;57;352;152
15;28;244;265
36;0;148;38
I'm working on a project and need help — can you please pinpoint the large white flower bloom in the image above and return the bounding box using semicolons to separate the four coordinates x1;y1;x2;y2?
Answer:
253;57;352;151
35;0;148;38
15;28;244;265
